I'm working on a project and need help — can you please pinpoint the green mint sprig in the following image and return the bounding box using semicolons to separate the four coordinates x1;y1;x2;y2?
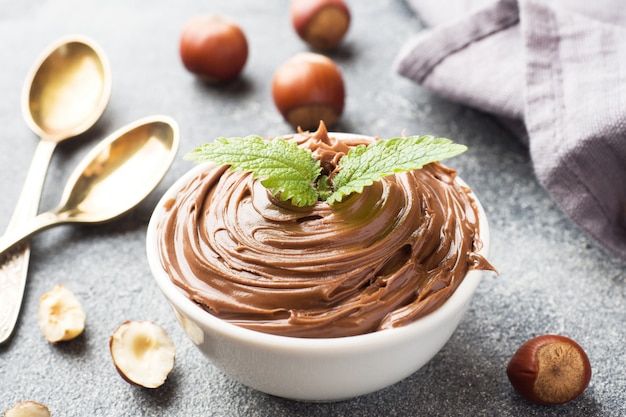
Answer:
326;135;467;204
184;136;321;207
184;134;467;207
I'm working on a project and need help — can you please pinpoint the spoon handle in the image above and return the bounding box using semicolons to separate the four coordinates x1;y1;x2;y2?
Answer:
0;211;62;257
0;140;56;344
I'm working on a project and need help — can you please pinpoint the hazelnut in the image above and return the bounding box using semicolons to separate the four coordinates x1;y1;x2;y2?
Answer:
3;401;50;417
109;320;176;389
506;334;592;405
179;15;248;83
290;0;350;51
271;52;345;130
37;284;85;343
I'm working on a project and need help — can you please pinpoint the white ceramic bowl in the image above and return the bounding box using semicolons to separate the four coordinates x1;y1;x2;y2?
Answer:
146;136;490;402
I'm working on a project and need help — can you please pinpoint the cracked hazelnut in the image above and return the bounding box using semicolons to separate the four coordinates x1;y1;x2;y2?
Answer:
506;334;592;405
37;284;85;343
110;320;175;389
179;14;248;83
290;0;350;51
272;52;345;130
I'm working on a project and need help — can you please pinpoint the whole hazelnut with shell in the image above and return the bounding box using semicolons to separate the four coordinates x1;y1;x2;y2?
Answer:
290;0;351;51
272;52;345;130
506;334;592;405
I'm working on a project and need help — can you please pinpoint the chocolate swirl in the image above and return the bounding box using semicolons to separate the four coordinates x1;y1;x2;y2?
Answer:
155;130;492;338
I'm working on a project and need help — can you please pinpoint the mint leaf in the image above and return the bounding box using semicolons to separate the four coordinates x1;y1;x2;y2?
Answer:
326;136;467;204
184;136;321;207
185;134;467;208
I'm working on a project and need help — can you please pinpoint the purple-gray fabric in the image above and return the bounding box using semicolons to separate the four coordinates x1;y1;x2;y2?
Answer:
396;0;626;261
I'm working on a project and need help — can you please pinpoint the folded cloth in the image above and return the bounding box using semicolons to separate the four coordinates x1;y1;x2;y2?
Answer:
396;0;626;262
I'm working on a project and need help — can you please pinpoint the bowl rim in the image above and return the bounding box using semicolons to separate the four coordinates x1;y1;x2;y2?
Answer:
146;132;490;351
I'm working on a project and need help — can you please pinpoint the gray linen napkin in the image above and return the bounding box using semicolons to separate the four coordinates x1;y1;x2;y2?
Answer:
396;0;626;262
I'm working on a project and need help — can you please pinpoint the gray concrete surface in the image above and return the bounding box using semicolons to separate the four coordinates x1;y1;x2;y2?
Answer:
1;1;624;416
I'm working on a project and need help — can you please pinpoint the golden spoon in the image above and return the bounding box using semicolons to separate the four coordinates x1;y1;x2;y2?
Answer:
0;35;111;344
0;116;179;257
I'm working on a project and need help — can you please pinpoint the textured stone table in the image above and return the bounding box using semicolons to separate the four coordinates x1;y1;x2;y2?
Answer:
1;1;624;416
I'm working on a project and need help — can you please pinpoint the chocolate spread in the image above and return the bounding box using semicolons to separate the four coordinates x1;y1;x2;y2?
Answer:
155;128;493;338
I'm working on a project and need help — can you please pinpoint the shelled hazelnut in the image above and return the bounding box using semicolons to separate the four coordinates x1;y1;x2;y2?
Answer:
109;320;176;389
37;284;85;343
3;401;50;417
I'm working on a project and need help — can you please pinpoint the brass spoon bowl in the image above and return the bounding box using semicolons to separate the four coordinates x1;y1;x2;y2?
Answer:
23;35;111;141
0;116;179;256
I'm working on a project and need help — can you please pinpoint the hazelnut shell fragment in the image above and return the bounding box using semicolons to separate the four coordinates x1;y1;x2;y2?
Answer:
506;334;592;405
272;52;345;130
290;0;351;50
109;320;175;389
